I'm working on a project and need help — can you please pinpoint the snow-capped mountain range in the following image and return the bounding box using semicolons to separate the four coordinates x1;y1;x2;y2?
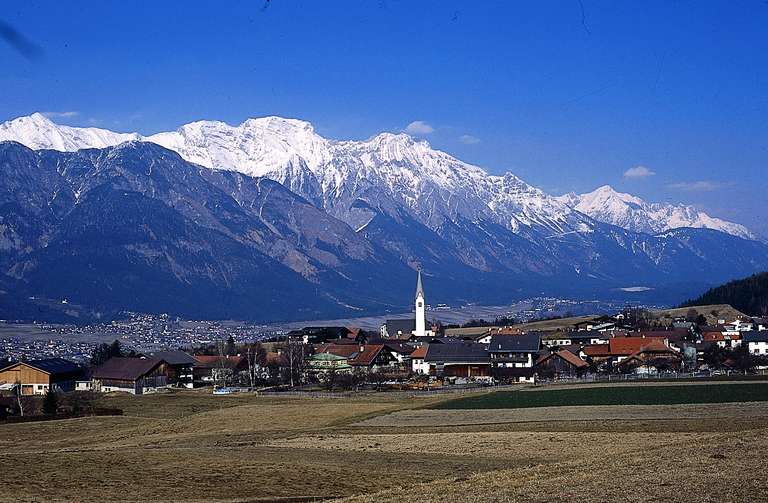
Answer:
0;113;589;237
556;185;755;241
0;112;751;241
1;112;766;321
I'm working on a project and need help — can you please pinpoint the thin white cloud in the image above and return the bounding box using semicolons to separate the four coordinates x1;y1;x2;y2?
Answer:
623;165;655;179
459;134;481;145
404;120;434;135
42;111;79;119
668;180;730;192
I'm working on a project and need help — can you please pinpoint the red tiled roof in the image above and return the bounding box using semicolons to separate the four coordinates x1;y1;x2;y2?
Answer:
193;355;245;369
410;346;428;359
703;332;740;341
315;344;387;366
583;344;611;357
556;349;589;368
608;337;668;356
536;350;588;368
349;344;385;366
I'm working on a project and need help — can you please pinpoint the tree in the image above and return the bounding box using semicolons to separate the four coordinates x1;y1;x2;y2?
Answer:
281;339;307;388
323;365;339;391
214;339;232;388
731;346;757;374
14;380;24;417
42;386;59;415
623;307;655;330
703;344;728;370
90;340;125;367
244;342;268;388
225;336;237;356
110;340;123;358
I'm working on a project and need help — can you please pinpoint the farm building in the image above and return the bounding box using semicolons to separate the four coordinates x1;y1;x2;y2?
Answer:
536;350;589;378
91;357;170;394
0;358;82;395
423;342;490;378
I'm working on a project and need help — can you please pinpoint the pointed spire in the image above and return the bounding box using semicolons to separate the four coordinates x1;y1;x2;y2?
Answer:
415;269;424;299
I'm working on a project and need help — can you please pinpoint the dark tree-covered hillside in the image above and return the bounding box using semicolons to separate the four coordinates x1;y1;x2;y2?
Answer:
681;272;768;316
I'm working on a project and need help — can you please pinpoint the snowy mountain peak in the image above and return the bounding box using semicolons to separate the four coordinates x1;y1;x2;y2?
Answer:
559;185;756;240
0;113;140;151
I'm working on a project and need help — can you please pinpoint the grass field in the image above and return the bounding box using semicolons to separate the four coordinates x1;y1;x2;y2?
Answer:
2;383;768;502
433;383;768;409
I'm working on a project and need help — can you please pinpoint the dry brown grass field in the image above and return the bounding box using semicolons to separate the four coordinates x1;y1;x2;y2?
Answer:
1;385;767;502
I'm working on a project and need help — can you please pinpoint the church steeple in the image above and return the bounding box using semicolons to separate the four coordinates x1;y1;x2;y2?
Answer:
415;269;424;299
414;269;426;337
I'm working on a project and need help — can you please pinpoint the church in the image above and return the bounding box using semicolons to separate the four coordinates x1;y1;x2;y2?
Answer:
380;270;435;339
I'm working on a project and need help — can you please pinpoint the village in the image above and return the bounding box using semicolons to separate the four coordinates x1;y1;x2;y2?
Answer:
1;272;767;417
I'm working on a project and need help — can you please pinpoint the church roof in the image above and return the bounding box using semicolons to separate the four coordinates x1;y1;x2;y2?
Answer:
385;318;417;337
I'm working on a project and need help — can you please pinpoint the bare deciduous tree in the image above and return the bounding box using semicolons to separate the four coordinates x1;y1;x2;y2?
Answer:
244;342;267;389
282;338;306;388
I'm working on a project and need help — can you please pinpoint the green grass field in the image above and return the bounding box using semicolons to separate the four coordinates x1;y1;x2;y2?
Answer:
434;383;768;409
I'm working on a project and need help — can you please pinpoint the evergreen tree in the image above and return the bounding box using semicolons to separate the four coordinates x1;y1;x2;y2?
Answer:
225;335;237;356
42;386;59;415
90;339;125;366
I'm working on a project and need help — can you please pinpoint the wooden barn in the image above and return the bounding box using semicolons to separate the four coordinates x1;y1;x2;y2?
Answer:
0;358;82;395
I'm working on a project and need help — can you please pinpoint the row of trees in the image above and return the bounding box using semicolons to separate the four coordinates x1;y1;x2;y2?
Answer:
90;340;138;366
702;345;768;373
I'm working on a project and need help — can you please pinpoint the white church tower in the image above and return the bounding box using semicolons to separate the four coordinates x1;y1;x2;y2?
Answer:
414;269;426;337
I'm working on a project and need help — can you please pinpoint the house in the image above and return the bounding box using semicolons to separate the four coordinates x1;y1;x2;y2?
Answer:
148;350;196;388
701;332;741;349
723;319;755;332
627;330;689;352
543;331;609;348
0;358;82;395
571;316;616;331
744;331;768;356
582;336;678;369
305;353;352;377
616;339;682;372
410;345;429;374
752;318;768;331
582;344;612;364
192;355;249;387
487;333;541;382
381;342;416;369
91;357;170;394
314;344;398;372
423;342;489;378
536;350;589;378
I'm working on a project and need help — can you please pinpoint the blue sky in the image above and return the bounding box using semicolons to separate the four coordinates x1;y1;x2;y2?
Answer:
2;1;767;235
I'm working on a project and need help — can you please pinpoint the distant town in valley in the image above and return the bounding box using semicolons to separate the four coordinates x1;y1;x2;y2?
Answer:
2;270;766;400
0;294;647;363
